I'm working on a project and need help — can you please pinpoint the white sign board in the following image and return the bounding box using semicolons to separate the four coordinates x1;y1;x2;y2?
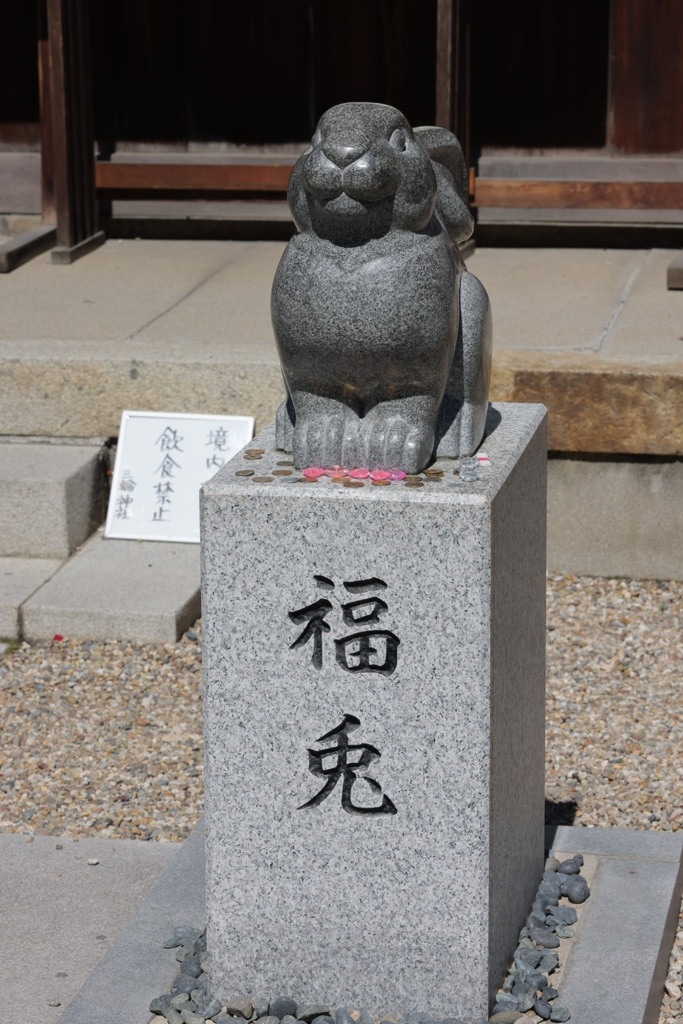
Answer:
105;411;254;543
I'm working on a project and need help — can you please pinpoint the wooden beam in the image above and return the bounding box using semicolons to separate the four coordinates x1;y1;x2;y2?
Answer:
95;163;293;194
474;179;683;210
95;168;683;211
667;251;683;290
0;226;57;273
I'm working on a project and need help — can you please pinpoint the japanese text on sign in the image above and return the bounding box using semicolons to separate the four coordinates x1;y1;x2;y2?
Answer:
105;411;254;543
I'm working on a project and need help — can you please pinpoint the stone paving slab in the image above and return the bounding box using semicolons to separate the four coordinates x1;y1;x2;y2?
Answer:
0;556;62;637
0;442;105;559
0;240;247;342
603;249;683;359
0;833;181;1024
470;247;682;455
0;340;284;441
21;530;200;643
551;826;683;1024
136;240;282;348
55;823;206;1024
29;822;680;1024
491;351;682;455
466;247;648;353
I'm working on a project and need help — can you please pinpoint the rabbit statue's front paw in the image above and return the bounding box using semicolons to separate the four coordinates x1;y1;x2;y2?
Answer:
292;406;360;470
361;409;436;475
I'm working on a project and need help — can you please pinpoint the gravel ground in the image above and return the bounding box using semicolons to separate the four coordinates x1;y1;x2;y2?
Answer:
0;574;681;1022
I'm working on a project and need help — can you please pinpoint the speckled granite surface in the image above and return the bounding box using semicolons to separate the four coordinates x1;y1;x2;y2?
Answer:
200;403;547;1022
271;102;490;473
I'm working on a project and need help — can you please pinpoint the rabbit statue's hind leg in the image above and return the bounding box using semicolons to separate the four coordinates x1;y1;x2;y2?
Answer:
290;392;360;469
275;389;295;451
458;271;492;456
437;270;492;458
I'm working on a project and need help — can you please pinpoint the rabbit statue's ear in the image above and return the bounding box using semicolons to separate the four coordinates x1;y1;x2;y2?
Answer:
414;126;474;244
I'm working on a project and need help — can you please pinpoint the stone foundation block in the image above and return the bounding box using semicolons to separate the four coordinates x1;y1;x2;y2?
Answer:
201;403;547;1021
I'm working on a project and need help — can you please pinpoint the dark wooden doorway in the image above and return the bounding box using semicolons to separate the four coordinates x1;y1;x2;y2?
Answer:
610;0;683;154
91;1;437;152
470;0;611;153
3;0;683;269
0;5;41;147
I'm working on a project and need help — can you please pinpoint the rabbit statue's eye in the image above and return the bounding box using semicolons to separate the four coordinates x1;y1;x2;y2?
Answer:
389;128;407;152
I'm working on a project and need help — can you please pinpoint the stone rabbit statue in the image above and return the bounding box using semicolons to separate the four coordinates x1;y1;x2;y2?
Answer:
271;101;491;474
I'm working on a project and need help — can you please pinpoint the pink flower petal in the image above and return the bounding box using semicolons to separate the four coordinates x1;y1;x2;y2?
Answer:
389;469;407;480
302;467;325;479
348;468;369;479
369;470;391;481
324;467;347;477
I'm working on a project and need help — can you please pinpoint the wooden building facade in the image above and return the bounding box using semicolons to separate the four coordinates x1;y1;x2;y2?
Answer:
1;0;682;262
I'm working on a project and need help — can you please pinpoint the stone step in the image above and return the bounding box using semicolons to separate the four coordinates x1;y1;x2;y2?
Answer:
0;242;680;458
0;442;106;559
21;530;200;644
0;557;62;638
0;240;680;585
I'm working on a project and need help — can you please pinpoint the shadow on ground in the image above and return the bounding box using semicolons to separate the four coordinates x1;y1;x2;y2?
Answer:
545;797;579;827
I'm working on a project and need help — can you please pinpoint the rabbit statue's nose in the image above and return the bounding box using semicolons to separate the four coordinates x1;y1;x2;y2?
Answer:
322;141;366;169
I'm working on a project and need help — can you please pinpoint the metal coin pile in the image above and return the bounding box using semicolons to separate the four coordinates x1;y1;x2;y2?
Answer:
233;449;492;489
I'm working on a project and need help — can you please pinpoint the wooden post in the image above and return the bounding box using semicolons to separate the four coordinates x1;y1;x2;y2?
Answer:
46;0;103;263
435;0;471;166
435;0;454;130
38;0;55;224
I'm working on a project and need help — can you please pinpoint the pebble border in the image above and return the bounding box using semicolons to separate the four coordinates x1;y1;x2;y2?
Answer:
149;855;590;1024
489;852;591;1022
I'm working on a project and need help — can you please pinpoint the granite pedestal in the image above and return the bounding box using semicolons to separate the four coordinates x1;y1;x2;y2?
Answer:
201;403;547;1023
